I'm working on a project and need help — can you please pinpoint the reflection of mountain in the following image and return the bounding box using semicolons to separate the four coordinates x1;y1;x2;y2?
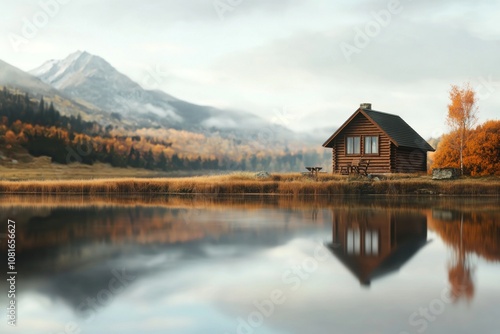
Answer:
2;203;328;314
326;209;428;286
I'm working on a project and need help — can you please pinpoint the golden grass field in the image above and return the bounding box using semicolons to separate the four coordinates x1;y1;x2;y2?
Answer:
0;165;499;195
0;157;176;180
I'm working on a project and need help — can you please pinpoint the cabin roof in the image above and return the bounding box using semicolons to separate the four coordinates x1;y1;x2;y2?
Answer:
325;239;430;286
322;107;435;151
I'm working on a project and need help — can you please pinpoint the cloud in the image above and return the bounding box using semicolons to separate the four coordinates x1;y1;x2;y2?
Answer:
1;0;498;139
213;20;500;86
204;13;500;136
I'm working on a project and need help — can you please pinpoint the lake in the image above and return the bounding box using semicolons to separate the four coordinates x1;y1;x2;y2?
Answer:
0;195;499;334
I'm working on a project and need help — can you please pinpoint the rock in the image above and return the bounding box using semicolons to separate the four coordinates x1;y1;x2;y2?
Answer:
368;174;381;182
432;168;460;180
255;171;271;178
415;188;434;195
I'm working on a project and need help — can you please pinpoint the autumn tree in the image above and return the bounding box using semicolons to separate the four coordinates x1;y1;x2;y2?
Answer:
432;120;500;176
446;83;479;175
4;130;17;145
463;120;500;176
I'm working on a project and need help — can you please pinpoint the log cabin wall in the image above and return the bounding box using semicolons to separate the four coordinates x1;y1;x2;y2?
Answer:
390;143;398;172
332;209;393;264
333;113;392;173
332;146;337;173
392;147;427;173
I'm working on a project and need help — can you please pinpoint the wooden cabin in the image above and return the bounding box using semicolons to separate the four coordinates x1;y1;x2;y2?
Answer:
322;103;435;174
326;208;428;286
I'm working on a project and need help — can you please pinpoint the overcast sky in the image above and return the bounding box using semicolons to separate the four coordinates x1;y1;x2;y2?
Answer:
2;0;499;139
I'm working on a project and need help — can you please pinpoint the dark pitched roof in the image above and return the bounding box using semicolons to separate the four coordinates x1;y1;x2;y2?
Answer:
322;107;435;151
326;239;431;286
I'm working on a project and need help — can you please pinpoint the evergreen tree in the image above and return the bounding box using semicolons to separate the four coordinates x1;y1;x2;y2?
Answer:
144;149;154;170
158;151;167;170
171;154;182;170
127;146;137;167
36;96;45;124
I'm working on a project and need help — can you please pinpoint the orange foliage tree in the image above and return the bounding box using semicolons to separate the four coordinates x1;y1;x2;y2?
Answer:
464;120;500;176
433;120;500;176
446;83;479;174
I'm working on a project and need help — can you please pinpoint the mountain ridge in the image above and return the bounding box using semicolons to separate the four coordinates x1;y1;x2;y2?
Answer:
29;50;270;132
2;51;321;149
0;58;106;121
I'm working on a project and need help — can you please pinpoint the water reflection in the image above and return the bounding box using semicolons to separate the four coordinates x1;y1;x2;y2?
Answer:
0;197;330;318
326;209;429;286
0;195;499;334
429;209;500;303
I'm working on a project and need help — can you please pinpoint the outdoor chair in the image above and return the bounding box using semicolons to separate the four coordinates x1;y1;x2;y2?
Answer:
357;159;370;175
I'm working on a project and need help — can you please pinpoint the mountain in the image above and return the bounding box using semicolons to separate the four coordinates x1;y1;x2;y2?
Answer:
0;58;107;121
0;59;56;95
0;54;328;171
29;51;267;131
1;53;319;149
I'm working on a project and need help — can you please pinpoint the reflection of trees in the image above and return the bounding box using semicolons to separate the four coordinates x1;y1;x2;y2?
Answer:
5;203;329;255
429;210;500;261
1;202;333;313
448;214;475;303
429;210;500;303
429;210;500;262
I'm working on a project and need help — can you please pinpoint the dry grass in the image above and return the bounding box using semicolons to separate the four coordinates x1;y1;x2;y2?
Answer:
0;172;498;196
0;159;194;180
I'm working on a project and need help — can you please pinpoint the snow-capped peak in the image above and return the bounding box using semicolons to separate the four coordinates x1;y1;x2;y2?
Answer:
28;50;267;131
29;50;182;123
28;50;116;89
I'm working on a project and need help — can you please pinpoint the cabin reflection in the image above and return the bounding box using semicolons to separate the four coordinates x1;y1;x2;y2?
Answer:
327;209;428;287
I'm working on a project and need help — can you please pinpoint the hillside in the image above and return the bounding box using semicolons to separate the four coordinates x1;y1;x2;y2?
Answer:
0;88;330;177
0;59;108;121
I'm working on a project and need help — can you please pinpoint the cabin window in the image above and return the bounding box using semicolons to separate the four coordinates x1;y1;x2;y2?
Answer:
364;136;379;154
346;136;360;155
364;230;379;255
347;228;361;254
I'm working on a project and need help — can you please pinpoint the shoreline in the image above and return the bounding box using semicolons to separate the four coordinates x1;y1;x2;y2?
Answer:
0;173;499;196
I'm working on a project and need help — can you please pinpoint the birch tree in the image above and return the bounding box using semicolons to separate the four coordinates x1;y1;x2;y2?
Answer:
447;83;479;175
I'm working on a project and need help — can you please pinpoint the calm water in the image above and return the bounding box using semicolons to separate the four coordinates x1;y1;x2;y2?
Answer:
0;195;499;334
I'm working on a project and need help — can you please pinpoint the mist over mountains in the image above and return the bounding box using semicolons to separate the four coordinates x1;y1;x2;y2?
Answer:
27;51;297;137
0;51;330;172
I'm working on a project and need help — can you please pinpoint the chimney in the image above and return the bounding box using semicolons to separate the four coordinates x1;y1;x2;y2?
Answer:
360;103;372;110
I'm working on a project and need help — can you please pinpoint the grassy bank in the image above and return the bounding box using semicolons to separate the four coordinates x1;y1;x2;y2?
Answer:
0;173;499;196
0;159;202;180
